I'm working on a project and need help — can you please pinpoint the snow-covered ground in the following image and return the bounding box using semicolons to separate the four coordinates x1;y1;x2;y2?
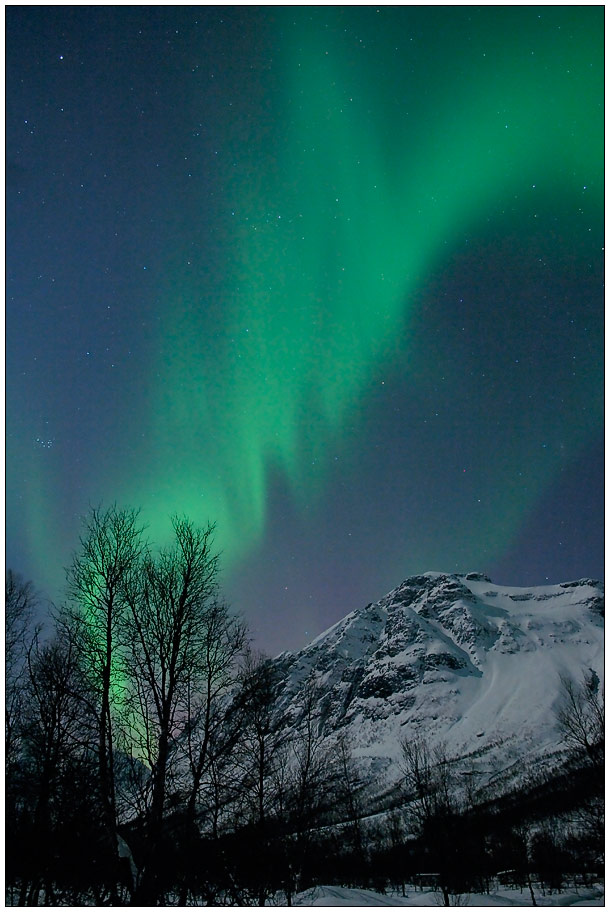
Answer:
293;882;605;907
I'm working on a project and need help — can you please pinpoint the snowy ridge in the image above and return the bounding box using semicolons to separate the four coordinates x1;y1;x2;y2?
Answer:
271;573;604;796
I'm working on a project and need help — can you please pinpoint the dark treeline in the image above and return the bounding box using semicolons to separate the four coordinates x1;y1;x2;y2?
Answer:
5;507;366;906
5;506;605;906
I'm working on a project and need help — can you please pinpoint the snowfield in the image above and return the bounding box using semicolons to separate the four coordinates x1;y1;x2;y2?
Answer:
293;882;605;907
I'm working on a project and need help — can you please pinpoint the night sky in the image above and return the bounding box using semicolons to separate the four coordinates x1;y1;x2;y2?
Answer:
6;6;604;655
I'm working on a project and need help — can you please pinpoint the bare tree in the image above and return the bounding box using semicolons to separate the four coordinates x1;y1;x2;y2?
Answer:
6;570;37;664
333;732;365;859
557;671;604;779
400;736;456;827
233;650;284;831
6;571;41;905
174;599;246;904
556;670;604;861
6;570;38;774
20;630;97;905
289;676;333;850
400;736;460;906
181;598;246;823
251;674;330;902
231;650;287;905
63;505;145;902
122;516;222;905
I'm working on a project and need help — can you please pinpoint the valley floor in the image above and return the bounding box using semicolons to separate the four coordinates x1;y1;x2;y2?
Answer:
293;883;605;907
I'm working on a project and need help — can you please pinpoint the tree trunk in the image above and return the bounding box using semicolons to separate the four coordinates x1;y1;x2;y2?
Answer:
99;658;120;904
527;873;537;906
134;721;171;906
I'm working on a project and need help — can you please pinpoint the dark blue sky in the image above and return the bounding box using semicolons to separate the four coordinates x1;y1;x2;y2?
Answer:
6;6;604;654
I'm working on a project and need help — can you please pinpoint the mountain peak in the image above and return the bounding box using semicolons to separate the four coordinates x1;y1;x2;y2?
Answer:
271;573;604;799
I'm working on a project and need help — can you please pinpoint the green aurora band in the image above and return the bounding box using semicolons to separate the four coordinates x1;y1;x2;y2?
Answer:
19;8;602;595
123;9;602;566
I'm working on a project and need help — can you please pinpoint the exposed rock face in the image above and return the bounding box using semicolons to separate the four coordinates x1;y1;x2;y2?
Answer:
269;573;604;797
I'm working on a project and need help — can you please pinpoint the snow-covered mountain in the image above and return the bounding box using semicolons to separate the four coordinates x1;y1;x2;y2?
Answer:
270;572;604;799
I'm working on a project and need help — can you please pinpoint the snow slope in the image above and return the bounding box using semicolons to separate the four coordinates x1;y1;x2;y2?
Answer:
294;882;605;906
271;573;603;796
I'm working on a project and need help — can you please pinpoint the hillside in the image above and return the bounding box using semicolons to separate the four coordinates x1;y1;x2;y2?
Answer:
269;572;604;799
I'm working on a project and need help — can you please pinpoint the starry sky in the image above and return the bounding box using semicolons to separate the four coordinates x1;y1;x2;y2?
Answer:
6;6;604;655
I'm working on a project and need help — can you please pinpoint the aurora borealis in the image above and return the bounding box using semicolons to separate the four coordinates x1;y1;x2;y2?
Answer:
7;6;604;654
